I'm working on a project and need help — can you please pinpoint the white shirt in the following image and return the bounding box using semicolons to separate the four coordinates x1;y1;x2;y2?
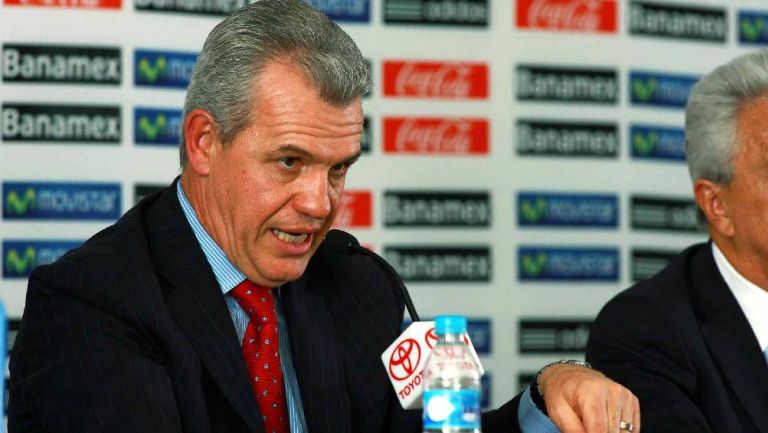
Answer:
711;243;768;353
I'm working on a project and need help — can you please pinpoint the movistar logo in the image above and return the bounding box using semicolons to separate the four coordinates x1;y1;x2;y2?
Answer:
739;12;768;44
741;17;766;41
4;246;36;276
134;49;197;89
138;113;166;140
632;77;657;102
138;56;166;83
520;197;547;223
519;247;620;281
632;129;659;155
629;71;698;109
2;240;82;278
521;252;548;277
134;108;182;145
3;181;121;220
630;124;686;161
4;187;36;216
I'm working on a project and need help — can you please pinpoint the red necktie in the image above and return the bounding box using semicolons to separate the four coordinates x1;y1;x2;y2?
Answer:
231;280;289;433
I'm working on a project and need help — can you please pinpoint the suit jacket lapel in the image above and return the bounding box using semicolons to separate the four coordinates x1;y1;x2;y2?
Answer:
282;272;352;433
692;245;768;432
146;184;263;433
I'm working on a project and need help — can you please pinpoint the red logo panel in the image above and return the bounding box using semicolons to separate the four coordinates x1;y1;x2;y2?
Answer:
333;190;372;228
384;117;489;155
383;61;488;99
516;0;617;33
5;0;121;7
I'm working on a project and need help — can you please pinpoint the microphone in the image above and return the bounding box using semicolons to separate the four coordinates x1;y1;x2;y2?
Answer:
324;230;482;409
381;321;484;409
341;232;420;322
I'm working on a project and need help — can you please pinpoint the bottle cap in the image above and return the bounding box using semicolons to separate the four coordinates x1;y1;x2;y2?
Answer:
434;315;467;335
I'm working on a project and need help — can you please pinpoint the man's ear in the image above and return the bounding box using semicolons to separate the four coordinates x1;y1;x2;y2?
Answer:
183;109;218;176
694;178;734;237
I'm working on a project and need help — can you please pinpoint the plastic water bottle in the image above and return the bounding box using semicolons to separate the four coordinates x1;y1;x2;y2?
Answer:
422;315;482;433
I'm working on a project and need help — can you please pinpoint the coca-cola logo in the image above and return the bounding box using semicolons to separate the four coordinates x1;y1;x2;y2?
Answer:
383;117;489;155
383;61;488;99
5;0;121;8
332;190;372;228
517;0;617;33
389;338;421;380
396;120;471;153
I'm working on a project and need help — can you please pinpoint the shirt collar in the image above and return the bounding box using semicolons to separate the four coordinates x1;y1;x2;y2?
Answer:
176;182;245;294
711;242;768;352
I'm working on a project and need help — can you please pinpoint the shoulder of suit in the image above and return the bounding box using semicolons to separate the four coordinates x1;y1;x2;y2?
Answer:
30;203;156;301
607;242;708;313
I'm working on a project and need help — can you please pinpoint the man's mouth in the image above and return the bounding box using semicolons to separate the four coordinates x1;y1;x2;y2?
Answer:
271;229;309;244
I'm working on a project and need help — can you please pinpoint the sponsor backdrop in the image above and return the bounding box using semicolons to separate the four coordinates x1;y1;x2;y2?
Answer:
1;0;763;416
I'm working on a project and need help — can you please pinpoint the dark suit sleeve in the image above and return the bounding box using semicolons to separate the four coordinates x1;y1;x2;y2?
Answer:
586;294;713;433
9;271;182;433
482;393;523;433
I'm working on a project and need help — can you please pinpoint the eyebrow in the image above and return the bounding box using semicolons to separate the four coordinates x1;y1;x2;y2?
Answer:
272;144;362;165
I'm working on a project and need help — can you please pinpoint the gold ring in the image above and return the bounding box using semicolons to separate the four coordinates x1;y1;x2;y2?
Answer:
619;420;634;432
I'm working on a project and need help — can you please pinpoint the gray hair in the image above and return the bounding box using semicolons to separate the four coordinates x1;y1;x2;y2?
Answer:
685;49;768;185
180;0;371;166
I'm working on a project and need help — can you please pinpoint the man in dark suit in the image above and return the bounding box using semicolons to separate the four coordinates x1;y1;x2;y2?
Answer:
9;1;638;432
586;50;768;433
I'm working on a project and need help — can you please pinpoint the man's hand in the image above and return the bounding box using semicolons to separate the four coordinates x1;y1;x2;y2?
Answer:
539;363;640;433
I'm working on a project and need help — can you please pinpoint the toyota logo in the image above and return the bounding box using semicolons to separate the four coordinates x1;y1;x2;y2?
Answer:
388;338;421;380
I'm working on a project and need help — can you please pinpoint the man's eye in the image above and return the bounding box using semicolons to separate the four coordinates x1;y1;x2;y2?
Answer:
331;162;349;174
279;157;298;169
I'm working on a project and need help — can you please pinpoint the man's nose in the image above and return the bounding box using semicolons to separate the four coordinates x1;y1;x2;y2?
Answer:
293;171;332;219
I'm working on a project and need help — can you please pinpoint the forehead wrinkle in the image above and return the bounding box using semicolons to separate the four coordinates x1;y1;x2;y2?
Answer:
260;106;363;140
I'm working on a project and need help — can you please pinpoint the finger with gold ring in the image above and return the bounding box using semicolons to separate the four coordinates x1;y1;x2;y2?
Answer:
619;420;634;432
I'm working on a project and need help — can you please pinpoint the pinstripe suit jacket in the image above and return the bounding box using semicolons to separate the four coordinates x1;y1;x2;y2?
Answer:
587;243;768;433
9;183;520;433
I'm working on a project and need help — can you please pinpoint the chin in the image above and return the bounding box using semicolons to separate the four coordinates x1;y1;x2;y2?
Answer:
267;261;311;285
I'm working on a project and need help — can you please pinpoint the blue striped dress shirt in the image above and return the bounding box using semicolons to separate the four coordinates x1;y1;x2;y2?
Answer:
177;183;308;433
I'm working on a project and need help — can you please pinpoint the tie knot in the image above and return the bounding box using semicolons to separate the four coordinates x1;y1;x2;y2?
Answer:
231;280;277;324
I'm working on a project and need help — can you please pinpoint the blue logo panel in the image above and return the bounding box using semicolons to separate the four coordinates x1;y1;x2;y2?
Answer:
308;0;370;22
467;318;491;355
739;11;768;44
630;124;686;161
629;70;699;109
518;246;619;281
518;192;618;228
134;107;182;146
3;181;121;221
3;240;82;278
134;49;197;88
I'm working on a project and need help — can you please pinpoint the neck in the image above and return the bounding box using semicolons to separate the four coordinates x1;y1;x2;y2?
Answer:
712;235;768;292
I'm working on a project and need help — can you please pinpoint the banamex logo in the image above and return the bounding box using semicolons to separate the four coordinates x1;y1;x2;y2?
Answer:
384;117;489;155
134;0;252;14
517;0;617;33
383;61;488;99
2;44;121;84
